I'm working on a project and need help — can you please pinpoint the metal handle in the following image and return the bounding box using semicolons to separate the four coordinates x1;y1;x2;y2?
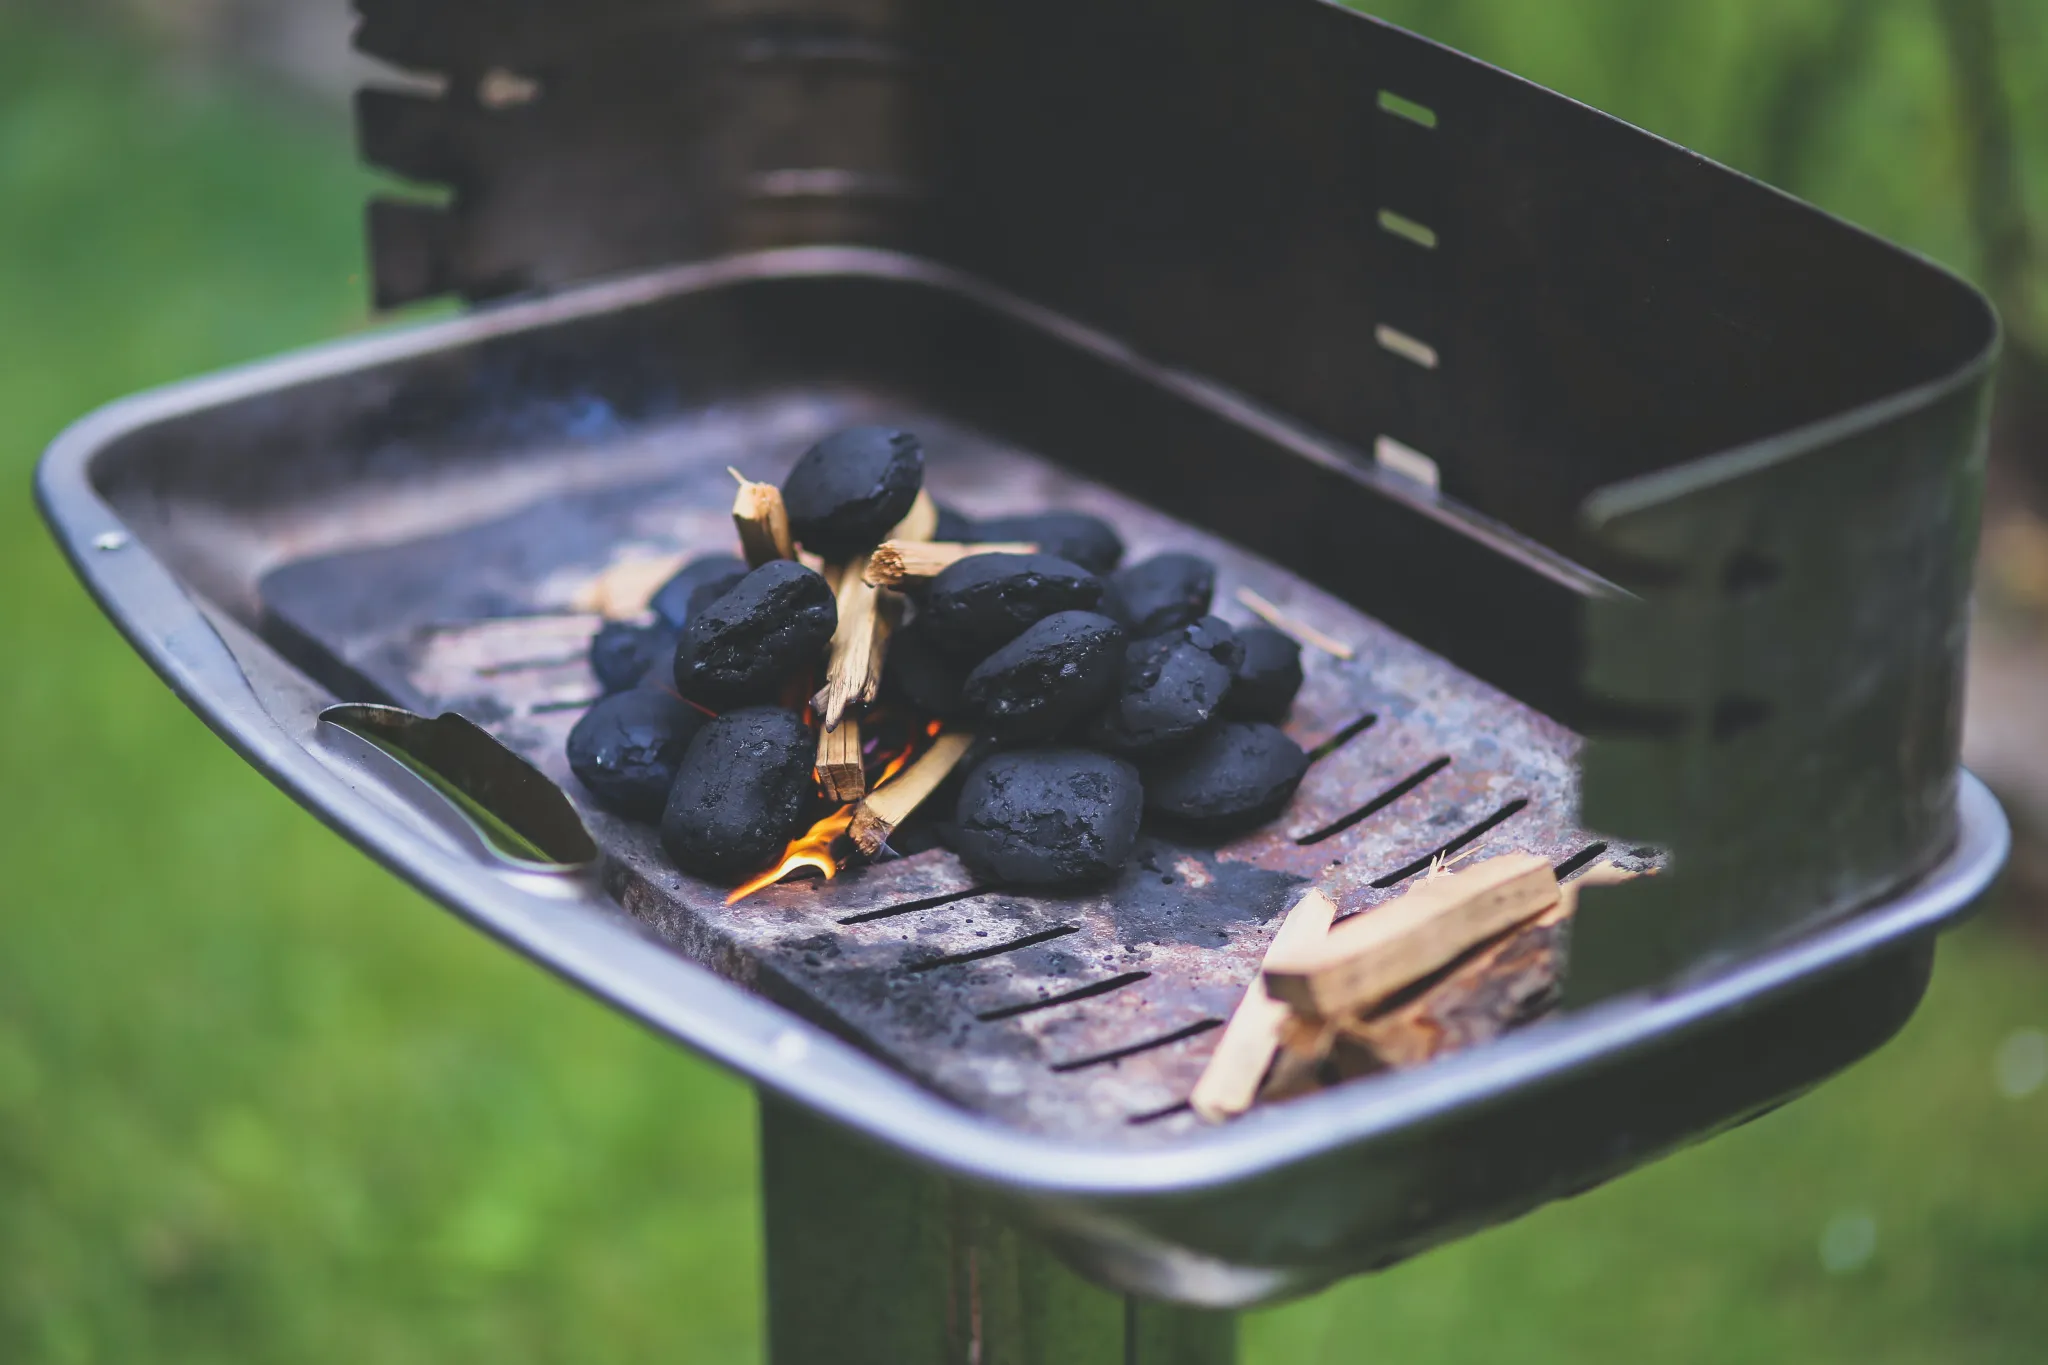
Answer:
316;703;597;873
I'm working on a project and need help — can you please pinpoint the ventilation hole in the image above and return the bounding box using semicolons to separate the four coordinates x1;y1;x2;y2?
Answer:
1050;1019;1224;1073
1378;90;1438;128
1374;435;1441;489
904;924;1080;973
1710;695;1771;741
1307;713;1379;763
1127;1100;1194;1126
1296;756;1452;846
1376;208;1439;249
478;68;542;109
1371;798;1531;888
476;653;584;677
976;972;1152;1022
838;886;990;925
1375;324;1439;369
1721;550;1783;596
529;697;598;714
1555;842;1611;880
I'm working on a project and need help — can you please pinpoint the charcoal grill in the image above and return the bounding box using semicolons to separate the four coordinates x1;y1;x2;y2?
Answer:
37;2;2009;1360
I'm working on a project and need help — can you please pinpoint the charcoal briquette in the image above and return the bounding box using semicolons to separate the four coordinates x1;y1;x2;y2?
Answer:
566;687;705;821
649;554;747;630
1089;615;1242;755
588;621;677;694
883;620;968;720
971;511;1125;574
1104;553;1216;636
660;707;819;883
682;570;748;625
961;610;1125;741
672;560;837;706
920;552;1104;657
950;749;1143;886
781;426;925;559
1143;722;1308;833
1224;625;1305;722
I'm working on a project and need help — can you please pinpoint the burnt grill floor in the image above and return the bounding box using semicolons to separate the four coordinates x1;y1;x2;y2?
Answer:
262;389;1598;1142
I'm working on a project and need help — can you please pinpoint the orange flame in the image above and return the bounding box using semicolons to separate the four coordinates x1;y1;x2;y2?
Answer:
726;805;858;904
872;744;914;789
725;722;940;906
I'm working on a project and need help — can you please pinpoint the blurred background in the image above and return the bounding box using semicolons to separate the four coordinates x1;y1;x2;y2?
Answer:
3;1;2046;1360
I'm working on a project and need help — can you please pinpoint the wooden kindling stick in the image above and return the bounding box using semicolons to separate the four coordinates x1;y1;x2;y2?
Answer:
812;554;899;732
864;541;1037;590
887;489;940;545
817;716;868;804
730;467;795;567
573;552;687;619
1329;860;1644;1071
806;487;935;735
1260;1010;1374;1103
1190;888;1337;1122
1235;586;1356;660
1263;853;1561;1020
850;732;976;856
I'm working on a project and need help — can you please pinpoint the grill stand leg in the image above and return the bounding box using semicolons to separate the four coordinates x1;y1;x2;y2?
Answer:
761;1095;1237;1365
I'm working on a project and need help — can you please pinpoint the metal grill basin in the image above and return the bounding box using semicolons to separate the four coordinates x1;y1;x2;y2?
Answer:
40;0;2008;1308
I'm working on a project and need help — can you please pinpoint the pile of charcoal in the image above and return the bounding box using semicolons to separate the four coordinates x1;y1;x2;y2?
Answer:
565;426;1311;891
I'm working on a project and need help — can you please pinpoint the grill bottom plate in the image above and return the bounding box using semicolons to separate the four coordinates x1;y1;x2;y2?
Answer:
260;394;1609;1141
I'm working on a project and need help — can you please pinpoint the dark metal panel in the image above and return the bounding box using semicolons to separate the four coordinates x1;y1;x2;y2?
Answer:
931;0;1996;559
364;198;459;311
354;0;929;306
356;88;462;187
762;1098;1232;1363
1567;377;1993;998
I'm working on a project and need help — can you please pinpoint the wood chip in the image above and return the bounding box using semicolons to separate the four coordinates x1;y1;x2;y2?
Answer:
850;732;976;856
865;590;904;704
1263;853;1560;1019
812;554;893;731
730;467;796;567
864;541;1038;589
817;716;867;804
1261;1012;1378;1102
572;552;687;619
887;489;940;544
1235;586;1356;660
1341;861;1643;1069
1190;889;1337;1122
1340;913;1565;1069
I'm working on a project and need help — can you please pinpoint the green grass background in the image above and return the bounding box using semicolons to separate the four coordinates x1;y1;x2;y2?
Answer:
3;8;2046;1362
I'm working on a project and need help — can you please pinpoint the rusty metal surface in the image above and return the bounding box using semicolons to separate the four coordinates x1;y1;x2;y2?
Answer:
261;403;1611;1141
